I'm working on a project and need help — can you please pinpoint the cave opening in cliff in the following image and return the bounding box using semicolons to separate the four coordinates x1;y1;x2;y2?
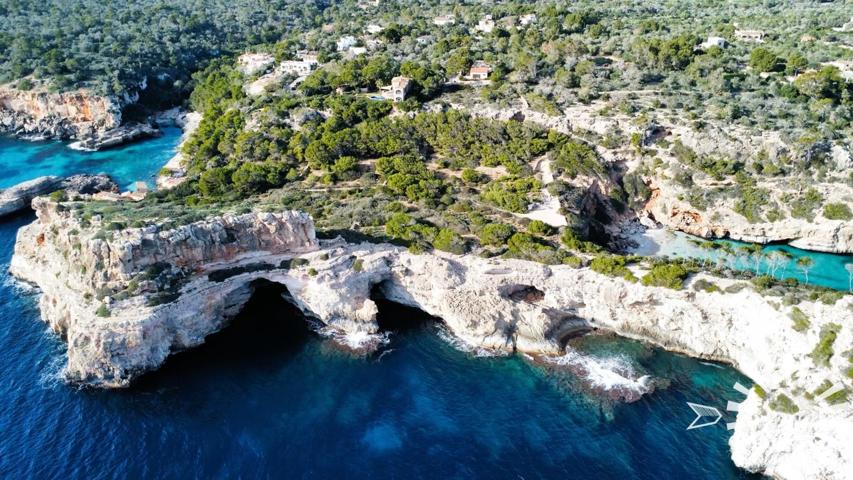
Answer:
369;282;443;334
131;279;313;389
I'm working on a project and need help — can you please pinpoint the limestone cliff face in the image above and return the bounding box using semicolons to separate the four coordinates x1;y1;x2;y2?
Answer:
0;85;122;139
9;202;853;479
645;181;853;254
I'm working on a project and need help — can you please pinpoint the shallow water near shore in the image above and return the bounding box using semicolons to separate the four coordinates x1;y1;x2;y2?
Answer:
0;127;182;191
632;228;853;291
0;137;758;478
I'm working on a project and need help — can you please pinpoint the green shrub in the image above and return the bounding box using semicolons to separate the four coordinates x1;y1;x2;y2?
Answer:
810;323;841;366
692;278;720;293
560;229;603;253
789;307;810;332
768;393;799;414
49;189;67;202
505;233;565;265
308;268;318;276
790;188;823;220
95;303;110;318
527;220;555;236
478;223;515;247
433;229;466;254
823;203;853;221
480;176;541;213
590;256;637;282
461;168;485;184
753;384;767;399
562;255;583;268
641;263;688;289
352;258;364;272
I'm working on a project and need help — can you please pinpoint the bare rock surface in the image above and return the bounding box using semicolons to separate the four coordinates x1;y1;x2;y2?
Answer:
0;84;122;140
9;200;853;479
0;175;119;217
0;176;64;217
68;123;160;151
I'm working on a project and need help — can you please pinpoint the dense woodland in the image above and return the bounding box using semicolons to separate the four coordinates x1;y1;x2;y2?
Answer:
5;0;852;298
0;0;327;106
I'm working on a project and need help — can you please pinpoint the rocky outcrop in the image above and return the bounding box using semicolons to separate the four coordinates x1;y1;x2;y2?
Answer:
646;183;853;254
9;202;853;479
0;85;122;139
0;177;64;217
68;123;160;151
62;174;119;196
0;175;118;217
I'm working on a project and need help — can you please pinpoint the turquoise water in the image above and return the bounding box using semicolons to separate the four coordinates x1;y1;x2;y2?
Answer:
0;127;182;191
0;137;757;478
634;230;853;291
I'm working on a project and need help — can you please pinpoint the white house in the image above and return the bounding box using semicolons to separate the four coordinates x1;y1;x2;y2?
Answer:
345;46;368;59
336;35;358;51
357;0;380;9
366;24;384;34
279;60;316;76
297;50;320;64
433;14;455;26
467;62;492;81
381;76;411;102
237;53;276;76
698;36;727;50
475;15;495;33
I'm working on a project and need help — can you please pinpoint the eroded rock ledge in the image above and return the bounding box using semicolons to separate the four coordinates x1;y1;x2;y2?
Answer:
9;199;853;479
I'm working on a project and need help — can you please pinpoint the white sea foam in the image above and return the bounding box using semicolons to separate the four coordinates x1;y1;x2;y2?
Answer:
37;353;68;390
317;326;389;352
435;326;505;358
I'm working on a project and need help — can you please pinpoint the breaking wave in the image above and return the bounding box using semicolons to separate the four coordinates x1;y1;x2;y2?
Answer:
542;348;655;402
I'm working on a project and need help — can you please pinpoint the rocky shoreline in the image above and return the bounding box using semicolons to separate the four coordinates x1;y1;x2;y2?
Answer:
0;174;117;218
0;83;175;151
8;199;852;479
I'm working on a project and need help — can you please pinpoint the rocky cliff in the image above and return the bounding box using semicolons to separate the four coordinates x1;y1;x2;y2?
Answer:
9;201;853;479
0;84;122;139
0;174;118;217
645;179;853;254
444;97;853;254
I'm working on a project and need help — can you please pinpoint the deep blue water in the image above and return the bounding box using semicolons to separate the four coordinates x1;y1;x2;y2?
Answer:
0;137;757;478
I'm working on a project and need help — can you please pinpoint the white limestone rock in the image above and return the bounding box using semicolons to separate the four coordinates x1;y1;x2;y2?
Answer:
9;202;853;479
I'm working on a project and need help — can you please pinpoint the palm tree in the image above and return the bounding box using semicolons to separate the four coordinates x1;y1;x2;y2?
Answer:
796;256;815;285
766;251;787;279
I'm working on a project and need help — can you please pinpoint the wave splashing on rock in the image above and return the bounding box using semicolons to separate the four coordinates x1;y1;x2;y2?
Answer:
542;348;655;403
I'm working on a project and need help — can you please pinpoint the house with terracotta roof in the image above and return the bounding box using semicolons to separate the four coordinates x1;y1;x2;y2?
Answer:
467;62;492;81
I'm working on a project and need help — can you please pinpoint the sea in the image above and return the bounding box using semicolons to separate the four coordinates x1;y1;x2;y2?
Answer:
0;132;761;478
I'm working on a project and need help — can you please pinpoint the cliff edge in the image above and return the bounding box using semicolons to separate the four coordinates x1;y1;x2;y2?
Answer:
9;199;853;479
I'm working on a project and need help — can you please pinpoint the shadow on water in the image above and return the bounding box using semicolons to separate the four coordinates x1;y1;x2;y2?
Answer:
130;279;314;391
